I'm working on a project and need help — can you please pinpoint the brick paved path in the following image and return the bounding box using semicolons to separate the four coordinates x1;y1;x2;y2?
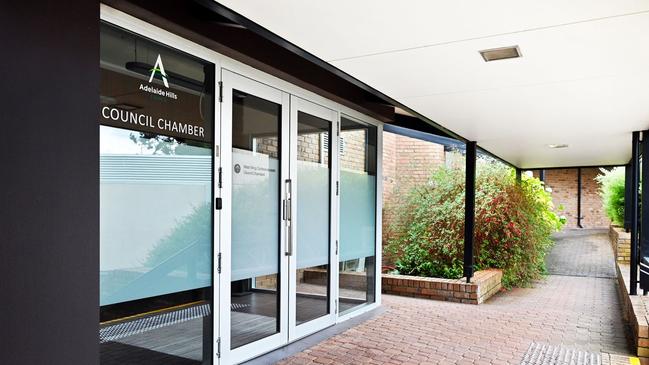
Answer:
546;229;616;278
279;230;631;365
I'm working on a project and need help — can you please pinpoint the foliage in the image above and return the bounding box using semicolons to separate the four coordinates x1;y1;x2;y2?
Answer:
385;158;564;288
595;167;626;226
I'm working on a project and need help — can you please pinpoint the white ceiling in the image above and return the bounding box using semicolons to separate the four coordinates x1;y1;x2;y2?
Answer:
218;0;649;168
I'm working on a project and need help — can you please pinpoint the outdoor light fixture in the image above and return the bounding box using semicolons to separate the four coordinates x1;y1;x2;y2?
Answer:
479;46;521;62
547;144;569;149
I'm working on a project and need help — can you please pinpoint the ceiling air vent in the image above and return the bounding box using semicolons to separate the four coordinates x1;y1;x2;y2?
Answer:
479;46;521;62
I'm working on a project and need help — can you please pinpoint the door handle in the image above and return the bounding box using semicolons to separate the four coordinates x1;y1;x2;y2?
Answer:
285;179;293;256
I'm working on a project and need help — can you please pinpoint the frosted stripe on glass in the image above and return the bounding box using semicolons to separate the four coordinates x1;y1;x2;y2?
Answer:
340;169;376;262
100;154;212;306
231;149;279;281
296;160;330;269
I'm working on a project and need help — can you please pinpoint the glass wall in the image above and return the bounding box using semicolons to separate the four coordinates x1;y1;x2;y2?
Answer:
338;116;378;313
99;22;214;364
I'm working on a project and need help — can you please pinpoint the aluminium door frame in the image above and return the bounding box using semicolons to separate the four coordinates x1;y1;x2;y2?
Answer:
220;69;291;364
288;95;339;341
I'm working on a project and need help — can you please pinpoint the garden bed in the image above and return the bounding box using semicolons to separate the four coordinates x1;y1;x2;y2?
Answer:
381;269;502;305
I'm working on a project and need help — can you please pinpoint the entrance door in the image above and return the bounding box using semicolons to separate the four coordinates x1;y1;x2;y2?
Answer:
221;70;290;364
288;96;338;341
220;71;338;363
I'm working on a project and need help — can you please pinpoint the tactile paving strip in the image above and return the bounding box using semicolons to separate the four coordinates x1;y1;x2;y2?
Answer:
520;343;601;365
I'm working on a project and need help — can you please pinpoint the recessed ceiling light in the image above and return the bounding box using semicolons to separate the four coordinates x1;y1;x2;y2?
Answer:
479;46;521;62
547;144;569;149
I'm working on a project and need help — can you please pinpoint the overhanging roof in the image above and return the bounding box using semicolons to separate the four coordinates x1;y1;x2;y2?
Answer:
214;0;649;169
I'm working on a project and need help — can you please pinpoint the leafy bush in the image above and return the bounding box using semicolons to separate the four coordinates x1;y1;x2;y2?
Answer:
385;158;564;288
595;167;625;226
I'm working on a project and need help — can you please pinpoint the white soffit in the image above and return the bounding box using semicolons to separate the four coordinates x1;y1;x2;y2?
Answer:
217;0;649;168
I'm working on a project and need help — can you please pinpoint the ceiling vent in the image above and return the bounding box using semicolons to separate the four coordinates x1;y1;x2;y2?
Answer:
479;46;521;62
547;144;569;149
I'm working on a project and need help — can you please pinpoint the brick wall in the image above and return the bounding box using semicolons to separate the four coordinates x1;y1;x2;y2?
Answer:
381;132;447;267
532;168;609;229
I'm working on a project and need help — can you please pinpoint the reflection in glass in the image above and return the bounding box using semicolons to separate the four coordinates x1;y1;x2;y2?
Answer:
296;111;331;325
100;127;213;364
339;117;377;314
231;90;282;349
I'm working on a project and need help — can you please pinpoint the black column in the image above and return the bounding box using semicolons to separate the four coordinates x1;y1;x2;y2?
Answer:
642;131;649;268
0;1;99;364
515;168;522;184
539;169;545;182
464;142;477;282
626;164;632;232
631;131;640;295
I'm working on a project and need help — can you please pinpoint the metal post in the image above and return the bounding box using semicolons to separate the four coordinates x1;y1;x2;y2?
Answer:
515;168;521;184
539;169;545;182
642;131;649;276
577;168;583;228
626;164;632;232
631;131;640;295
464;141;476;283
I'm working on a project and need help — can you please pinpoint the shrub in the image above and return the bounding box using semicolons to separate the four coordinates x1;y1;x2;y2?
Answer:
385;158;564;288
595;167;625;226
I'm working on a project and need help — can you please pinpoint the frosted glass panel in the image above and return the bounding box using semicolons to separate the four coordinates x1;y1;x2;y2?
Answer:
340;170;376;262
99;126;212;306
296;160;330;269
231;148;280;280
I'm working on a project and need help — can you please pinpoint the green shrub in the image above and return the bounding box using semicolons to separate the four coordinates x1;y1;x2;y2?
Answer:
385;158;564;288
595;167;625;226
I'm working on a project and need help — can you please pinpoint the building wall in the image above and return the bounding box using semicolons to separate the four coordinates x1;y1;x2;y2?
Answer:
1;2;100;364
533;168;610;229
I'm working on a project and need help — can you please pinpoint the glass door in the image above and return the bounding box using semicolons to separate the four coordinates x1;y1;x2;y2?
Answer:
220;70;290;364
288;96;338;341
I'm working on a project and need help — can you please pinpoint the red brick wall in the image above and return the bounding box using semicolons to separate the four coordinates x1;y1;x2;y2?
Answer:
381;132;447;267
532;168;609;228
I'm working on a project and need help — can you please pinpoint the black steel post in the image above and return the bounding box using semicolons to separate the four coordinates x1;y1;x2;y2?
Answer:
515;168;521;184
464;141;477;283
642;131;649;272
631;131;640;295
626;164;632;232
539;169;545;182
577;168;583;228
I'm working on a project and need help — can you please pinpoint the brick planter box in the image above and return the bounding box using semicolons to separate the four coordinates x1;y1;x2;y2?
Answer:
616;263;649;358
381;269;502;305
609;225;631;264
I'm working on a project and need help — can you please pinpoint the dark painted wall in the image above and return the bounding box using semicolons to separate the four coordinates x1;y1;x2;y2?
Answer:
0;1;99;364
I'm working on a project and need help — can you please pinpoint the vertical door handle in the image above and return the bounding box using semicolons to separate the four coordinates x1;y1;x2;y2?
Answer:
285;179;293;256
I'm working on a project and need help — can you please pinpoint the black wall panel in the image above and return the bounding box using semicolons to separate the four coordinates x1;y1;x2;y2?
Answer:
0;1;99;364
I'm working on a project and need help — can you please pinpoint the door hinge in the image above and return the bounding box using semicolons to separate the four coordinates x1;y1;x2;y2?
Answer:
335;240;338;255
218;81;223;103
336;181;339;196
216;337;221;358
218;167;223;188
217;253;222;274
337;121;340;136
215;197;222;210
335;299;338;314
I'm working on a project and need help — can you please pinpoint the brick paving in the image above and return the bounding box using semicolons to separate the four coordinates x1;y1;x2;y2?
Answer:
546;229;616;278
279;230;632;365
